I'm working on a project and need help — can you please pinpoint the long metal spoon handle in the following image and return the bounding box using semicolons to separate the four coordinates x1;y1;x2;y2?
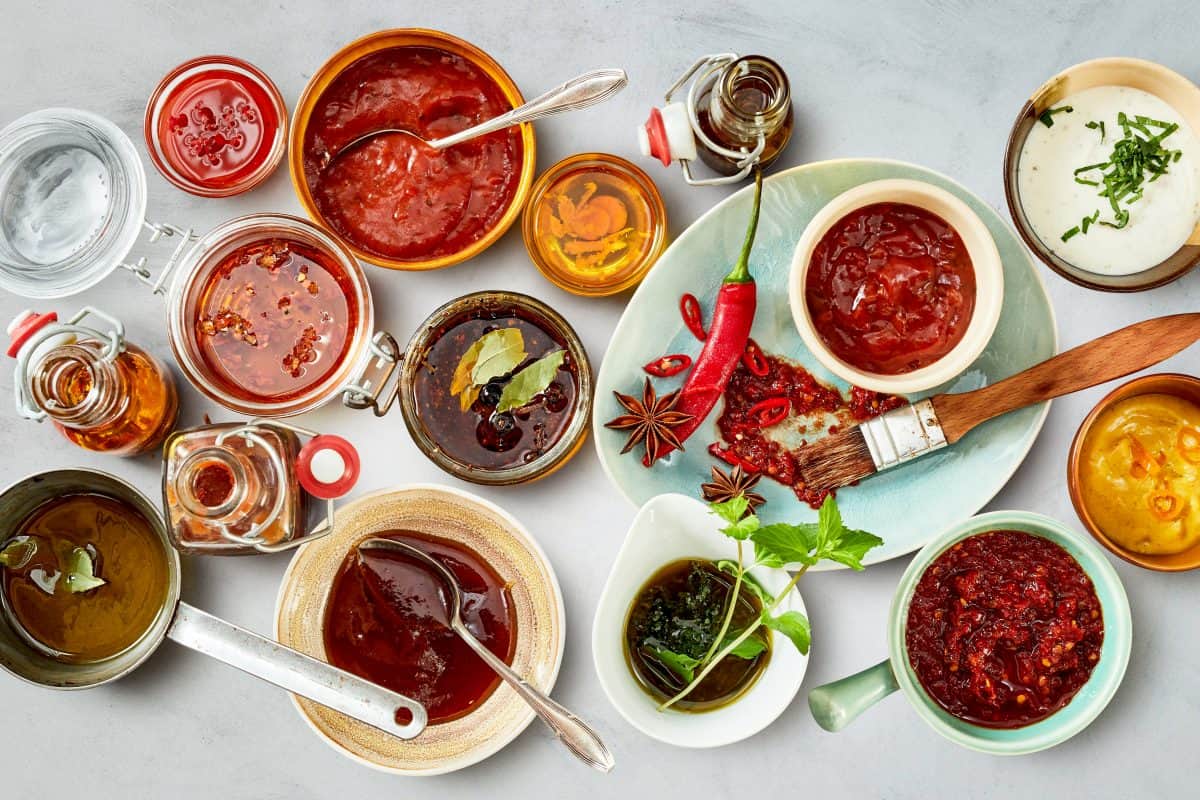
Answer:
453;619;614;772
430;68;628;150
166;602;427;740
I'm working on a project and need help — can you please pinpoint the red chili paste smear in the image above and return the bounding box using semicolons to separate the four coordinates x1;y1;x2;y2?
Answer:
806;202;976;375
157;68;281;192
302;46;523;261
191;237;357;403
905;530;1104;728
713;352;903;508
323;531;515;725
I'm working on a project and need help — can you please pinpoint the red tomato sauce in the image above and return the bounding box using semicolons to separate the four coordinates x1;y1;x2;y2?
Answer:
905;530;1104;728
302;46;523;261
190;237;357;403
713;352;903;508
156;68;281;192
806;202;976;375
323;531;515;725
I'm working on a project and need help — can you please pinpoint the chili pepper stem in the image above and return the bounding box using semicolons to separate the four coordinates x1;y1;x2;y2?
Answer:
724;168;764;285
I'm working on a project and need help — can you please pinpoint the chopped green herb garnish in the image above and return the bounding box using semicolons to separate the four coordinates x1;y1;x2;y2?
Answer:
1061;110;1183;241
1038;104;1074;127
1085;120;1106;141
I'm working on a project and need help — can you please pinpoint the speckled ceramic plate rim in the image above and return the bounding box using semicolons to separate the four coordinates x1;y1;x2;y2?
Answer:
272;483;567;776
593;157;1058;569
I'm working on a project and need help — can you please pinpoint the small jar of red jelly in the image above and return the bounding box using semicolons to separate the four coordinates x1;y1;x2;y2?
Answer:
161;419;359;555
144;55;287;197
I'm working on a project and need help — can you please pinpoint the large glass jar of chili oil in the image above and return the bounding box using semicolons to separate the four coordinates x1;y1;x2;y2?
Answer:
7;307;178;455
163;213;401;417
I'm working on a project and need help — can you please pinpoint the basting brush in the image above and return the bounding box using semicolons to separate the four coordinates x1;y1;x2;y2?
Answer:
795;313;1200;494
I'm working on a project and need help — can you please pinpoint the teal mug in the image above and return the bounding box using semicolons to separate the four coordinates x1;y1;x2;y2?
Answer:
809;510;1131;755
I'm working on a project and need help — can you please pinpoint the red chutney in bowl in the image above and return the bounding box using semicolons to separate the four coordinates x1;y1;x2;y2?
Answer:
905;530;1104;729
323;531;515;725
806;202;976;375
301;46;523;262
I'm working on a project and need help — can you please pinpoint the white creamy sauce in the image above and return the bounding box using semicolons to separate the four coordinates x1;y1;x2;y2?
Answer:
1017;85;1200;275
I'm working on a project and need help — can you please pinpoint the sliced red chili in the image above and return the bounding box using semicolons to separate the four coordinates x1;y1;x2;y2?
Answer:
747;397;790;428
742;339;769;377
708;442;761;474
680;293;706;341
643;353;692;378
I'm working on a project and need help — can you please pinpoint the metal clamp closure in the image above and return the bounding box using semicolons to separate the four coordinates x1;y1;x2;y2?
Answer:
13;306;126;421
342;331;403;416
118;219;198;296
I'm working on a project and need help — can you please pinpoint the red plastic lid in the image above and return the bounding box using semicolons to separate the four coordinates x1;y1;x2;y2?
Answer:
644;107;672;167
297;434;360;500
6;311;57;358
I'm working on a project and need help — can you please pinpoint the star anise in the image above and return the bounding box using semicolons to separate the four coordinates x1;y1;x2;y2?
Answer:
605;378;693;466
701;465;765;513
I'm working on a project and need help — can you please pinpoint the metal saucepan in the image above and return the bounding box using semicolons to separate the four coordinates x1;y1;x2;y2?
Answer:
0;468;427;739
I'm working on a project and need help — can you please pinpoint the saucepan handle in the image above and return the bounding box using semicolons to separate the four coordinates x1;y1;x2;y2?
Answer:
166;602;427;739
808;659;899;732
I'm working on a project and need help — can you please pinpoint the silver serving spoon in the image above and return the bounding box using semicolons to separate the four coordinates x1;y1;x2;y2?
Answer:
357;537;615;773
322;68;628;168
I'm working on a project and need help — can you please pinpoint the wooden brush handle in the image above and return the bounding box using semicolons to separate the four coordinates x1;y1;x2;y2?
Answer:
932;313;1200;443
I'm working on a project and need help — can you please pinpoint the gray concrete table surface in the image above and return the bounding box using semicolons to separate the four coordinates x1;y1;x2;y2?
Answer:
1;1;1196;797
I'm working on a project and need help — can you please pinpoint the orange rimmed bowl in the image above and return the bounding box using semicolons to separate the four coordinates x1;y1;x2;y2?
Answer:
287;29;536;271
1068;373;1200;571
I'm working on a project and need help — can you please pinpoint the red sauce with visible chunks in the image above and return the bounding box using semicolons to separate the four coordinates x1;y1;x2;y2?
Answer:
713;352;903;508
190;237;357;403
301;46;523;261
806;202;976;375
323;531;515;725
905;530;1104;728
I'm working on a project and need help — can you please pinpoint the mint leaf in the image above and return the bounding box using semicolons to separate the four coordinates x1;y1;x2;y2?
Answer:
653;648;700;683
0;536;35;569
721;515;760;541
63;546;105;594
816;495;842;551
751;523;819;568
709;495;750;526
496;350;565;413
762;610;811;655
723;632;768;660
470;328;527;387
715;560;776;606
823;528;885;571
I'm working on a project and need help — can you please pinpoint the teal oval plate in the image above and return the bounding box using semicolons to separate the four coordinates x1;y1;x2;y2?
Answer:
593;159;1058;569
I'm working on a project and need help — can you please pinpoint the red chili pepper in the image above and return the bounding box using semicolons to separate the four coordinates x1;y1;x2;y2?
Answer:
680;293;706;341
647;170;764;465
708;442;761;474
748;397;790;428
643;353;692;378
742;339;769;377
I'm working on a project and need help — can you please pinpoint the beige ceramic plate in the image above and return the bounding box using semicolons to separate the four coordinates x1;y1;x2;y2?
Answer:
274;484;565;775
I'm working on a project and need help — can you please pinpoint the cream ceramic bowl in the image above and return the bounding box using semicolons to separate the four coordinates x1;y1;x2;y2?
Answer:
274;484;565;775
592;493;808;748
788;178;1004;394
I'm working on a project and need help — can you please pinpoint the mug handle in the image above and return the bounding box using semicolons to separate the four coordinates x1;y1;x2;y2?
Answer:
808;659;899;732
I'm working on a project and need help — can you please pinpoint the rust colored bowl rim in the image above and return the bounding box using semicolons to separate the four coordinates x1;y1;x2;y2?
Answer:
1003;57;1200;292
287;29;536;271
1067;372;1200;571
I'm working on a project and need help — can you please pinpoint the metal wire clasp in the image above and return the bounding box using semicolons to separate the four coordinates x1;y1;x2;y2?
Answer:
342;331;403;416
12;306;126;421
665;53;766;186
118;219;198;295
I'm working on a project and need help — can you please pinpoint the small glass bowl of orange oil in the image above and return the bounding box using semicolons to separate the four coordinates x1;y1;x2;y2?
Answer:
522;153;667;296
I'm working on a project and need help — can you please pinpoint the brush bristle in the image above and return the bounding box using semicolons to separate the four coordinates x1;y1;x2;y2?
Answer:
795;425;878;493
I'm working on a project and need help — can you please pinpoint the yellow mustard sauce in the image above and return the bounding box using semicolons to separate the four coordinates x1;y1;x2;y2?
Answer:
1079;393;1200;555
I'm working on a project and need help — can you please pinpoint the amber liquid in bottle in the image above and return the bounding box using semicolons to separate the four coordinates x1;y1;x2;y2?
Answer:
29;340;178;456
696;55;794;176
162;422;304;555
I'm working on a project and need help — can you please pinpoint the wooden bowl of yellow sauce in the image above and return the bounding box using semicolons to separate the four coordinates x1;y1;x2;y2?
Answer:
1069;374;1200;570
